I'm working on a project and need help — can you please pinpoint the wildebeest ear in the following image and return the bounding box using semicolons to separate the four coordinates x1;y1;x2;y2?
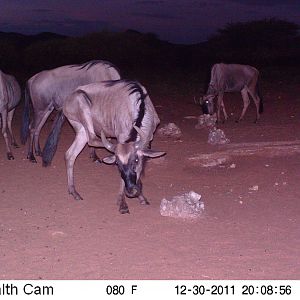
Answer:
102;155;116;164
141;149;166;158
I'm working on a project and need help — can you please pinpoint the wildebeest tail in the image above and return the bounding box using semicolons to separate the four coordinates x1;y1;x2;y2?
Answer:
20;84;31;144
257;76;263;114
42;110;65;167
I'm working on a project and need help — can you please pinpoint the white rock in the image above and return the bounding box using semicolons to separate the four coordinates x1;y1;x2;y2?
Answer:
157;123;182;139
208;128;230;145
160;191;204;219
195;114;217;129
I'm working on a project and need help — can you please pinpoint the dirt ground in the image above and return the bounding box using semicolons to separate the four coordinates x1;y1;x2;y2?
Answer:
0;80;299;280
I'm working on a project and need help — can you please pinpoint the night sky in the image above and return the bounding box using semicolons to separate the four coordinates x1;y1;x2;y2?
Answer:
1;0;299;44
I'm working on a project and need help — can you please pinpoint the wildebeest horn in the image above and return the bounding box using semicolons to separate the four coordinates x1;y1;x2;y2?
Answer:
194;96;202;105
133;125;147;149
199;95;204;105
101;131;116;152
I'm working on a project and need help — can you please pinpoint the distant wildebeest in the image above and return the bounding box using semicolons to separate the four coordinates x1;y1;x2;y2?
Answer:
20;60;121;163
200;63;263;123
0;70;21;160
42;80;165;214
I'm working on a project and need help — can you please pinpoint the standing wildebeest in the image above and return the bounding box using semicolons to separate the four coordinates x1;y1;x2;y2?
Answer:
200;63;263;123
42;80;165;214
0;70;21;160
20;60;121;163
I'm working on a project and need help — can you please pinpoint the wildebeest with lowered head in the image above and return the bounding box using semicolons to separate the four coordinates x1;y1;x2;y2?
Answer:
0;70;21;160
200;63;263;123
42;79;165;214
20;60;121;163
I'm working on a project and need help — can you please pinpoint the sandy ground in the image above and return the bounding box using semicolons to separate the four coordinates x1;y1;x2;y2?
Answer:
0;81;299;280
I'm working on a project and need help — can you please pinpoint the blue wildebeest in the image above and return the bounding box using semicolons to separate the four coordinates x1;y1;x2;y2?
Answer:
20;60;121;163
200;63;263;123
0;70;21;160
42;80;165;214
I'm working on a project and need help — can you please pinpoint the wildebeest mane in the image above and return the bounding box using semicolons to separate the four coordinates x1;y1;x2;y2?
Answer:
70;60;120;73
104;80;147;143
126;81;146;142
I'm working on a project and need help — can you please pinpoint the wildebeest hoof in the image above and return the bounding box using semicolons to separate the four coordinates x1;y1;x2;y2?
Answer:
119;203;130;214
119;207;130;214
69;191;83;201
94;158;102;164
27;154;37;163
89;151;102;164
7;153;14;160
35;150;42;156
139;197;150;205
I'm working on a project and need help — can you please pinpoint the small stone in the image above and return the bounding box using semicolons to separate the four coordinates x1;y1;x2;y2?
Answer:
184;116;197;119
249;185;259;191
51;231;65;237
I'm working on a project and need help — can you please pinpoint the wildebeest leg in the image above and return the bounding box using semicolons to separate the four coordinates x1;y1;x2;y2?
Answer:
217;92;226;122
117;180;129;214
65;122;87;201
27;107;53;162
7;108;19;148
1;110;14;160
220;100;228;121
27;130;37;162
137;181;150;205
238;88;250;122
34;108;54;156
138;193;150;205
73;97;102;161
89;147;101;163
86;132;103;148
248;90;261;123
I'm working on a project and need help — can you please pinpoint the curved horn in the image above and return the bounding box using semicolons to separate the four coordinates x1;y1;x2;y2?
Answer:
133;125;147;149
199;95;204;105
101;131;116;153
